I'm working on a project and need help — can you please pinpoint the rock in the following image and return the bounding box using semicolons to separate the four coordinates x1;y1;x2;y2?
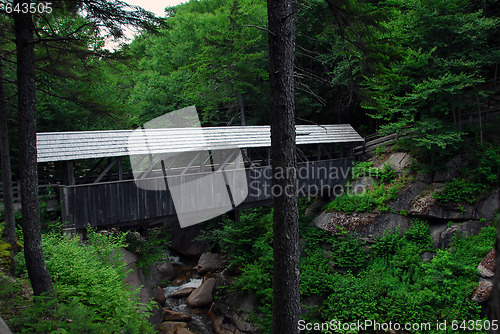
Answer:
389;180;429;213
176;328;196;334
408;183;480;220
314;211;410;241
478;189;499;220
415;173;433;184
158;321;188;334
158;262;175;282
211;292;258;333
171;287;196;298
155;286;167;304
351;176;374;195
478;248;496;278
186;277;216;308
209;304;243;334
314;211;378;234
305;195;332;216
117;248;163;328
436;220;489;249
162;309;192;322
194;252;224;274
385;152;412;173
364;214;411;239
170;223;208;257
471;278;494;303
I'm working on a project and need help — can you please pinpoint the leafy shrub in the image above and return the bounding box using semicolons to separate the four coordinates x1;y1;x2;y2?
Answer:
324;175;409;213
125;224;172;271
379;163;396;183
323;193;378;213
434;178;487;204
351;161;379;180
12;229;155;334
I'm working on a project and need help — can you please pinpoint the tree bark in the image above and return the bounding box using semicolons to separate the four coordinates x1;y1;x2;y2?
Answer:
14;0;54;296
267;1;300;333
0;60;16;255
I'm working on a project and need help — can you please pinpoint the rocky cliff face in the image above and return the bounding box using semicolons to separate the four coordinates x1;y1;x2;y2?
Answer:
314;152;498;246
313;151;499;304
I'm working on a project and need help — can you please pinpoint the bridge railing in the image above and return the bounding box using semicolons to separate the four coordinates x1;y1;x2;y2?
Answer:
61;157;353;229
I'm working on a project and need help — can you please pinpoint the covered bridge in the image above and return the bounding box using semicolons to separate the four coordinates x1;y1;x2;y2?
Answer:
37;125;363;229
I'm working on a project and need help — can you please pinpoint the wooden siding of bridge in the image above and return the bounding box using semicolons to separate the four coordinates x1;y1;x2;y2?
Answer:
61;158;352;229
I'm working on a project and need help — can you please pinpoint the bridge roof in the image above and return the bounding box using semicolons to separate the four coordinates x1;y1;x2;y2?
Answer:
37;124;363;162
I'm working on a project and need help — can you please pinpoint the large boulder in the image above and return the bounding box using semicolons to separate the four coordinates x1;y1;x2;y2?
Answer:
408;183;480;220
478;248;496;278
384;152;412;173
157;262;175;282
162;309;192;322
408;185;499;222
478;189;499;221
314;211;410;241
434;220;489;249
194;252;225;274
186;277;216;308
389;180;430;213
118;248;163;327
171;287;196;298
472;278;494;303
211;292;259;333
158;321;188;334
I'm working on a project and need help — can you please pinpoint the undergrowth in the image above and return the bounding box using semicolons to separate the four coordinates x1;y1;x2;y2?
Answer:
5;229;155;334
201;203;496;334
323;161;409;213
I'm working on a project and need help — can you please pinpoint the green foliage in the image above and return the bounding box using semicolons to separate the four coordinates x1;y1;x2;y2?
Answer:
324;194;378;213
434;142;500;204
375;145;386;155
201;198;495;334
351;161;379;180
125;225;172;271
379;163;396;183
434;178;488;204
324;173;409;213
363;0;500;124
311;222;494;332
12;229;154;333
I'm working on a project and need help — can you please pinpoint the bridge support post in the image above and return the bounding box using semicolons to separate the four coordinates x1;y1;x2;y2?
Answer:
64;161;75;185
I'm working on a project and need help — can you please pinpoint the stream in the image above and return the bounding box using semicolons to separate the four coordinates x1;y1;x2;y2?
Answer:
162;252;215;334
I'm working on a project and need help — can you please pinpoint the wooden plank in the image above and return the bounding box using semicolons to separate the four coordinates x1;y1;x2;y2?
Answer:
60;157;354;229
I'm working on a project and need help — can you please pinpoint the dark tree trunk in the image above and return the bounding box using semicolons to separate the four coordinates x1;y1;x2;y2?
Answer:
267;0;300;333
14;0;54;296
0;60;16;256
490;203;500;332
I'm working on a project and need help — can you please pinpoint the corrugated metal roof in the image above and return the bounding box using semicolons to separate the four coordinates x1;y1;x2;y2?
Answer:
37;125;364;162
